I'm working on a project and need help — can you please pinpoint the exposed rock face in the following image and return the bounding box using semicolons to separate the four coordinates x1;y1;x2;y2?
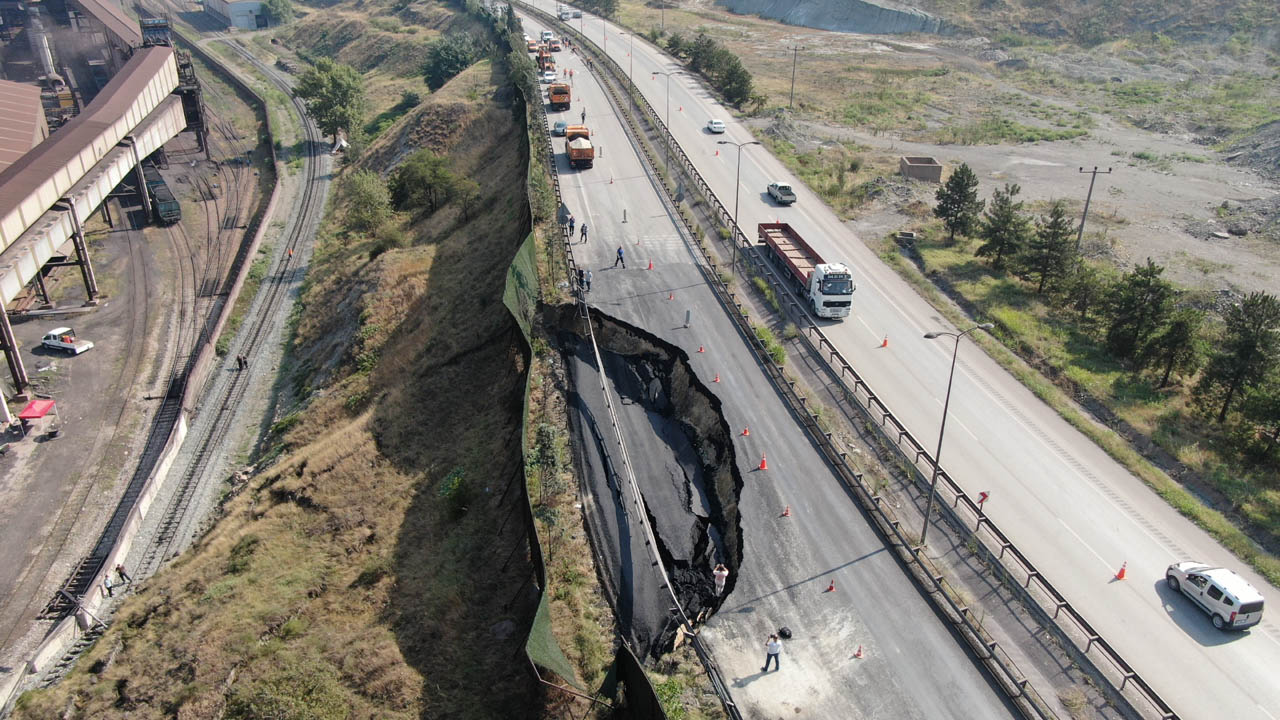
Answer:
716;0;946;35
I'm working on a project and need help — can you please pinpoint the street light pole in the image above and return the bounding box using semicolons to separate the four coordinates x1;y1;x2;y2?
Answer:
717;140;762;271
918;323;993;546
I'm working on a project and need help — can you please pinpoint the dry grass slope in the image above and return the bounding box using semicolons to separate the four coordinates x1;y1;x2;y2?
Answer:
13;57;539;720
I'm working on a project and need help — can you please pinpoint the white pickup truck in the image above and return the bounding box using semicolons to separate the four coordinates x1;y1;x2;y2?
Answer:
767;181;797;205
42;327;94;355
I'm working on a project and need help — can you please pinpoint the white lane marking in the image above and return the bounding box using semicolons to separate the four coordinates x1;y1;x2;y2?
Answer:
932;395;979;442
1059;517;1112;570
1259;704;1278;720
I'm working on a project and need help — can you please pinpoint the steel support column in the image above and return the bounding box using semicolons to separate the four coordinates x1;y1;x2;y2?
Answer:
124;138;153;220
59;201;100;303
0;310;30;398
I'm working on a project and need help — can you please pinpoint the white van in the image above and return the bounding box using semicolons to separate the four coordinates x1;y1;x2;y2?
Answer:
1166;561;1265;630
541;30;554;42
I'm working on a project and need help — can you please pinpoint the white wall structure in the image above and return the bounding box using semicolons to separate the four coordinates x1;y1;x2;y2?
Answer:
206;0;269;30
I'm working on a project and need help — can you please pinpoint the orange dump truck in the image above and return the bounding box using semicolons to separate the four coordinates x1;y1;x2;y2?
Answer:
548;83;570;110
565;125;593;169
537;48;555;72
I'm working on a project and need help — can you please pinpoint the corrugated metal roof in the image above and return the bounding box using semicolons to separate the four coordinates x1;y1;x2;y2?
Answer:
0;46;174;231
0;80;47;173
68;0;144;48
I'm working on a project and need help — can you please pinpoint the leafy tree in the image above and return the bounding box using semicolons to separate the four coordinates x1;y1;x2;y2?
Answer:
1197;291;1280;422
389;149;457;214
424;34;486;91
1059;262;1107;323
342;170;392;234
1139;308;1205;387
1103;259;1174;362
260;0;294;24
975;183;1030;270
578;0;617;17
294;59;367;142
665;32;687;58
1021;200;1076;293
456;178;481;221
933;163;984;244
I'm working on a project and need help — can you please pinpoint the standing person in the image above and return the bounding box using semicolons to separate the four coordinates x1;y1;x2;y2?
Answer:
116;564;132;584
103;576;114;598
580;223;588;243
585;270;592;292
762;634;781;672
568;214;576;235
581;108;586;124
614;245;625;268
713;563;729;595
577;268;585;290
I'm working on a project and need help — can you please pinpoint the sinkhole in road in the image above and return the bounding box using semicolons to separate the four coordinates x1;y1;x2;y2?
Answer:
554;307;744;657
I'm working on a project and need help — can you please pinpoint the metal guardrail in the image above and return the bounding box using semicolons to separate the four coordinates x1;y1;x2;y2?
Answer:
521;4;1178;719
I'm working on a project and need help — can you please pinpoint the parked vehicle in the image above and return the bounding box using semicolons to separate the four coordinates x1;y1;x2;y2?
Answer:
565;125;594;168
142;164;181;224
707;118;726;133
552;120;569;136
767;181;796;205
541;70;558;84
1166;561;1265;630
550;39;563;51
548;83;571;110
541;30;554;42
537;48;556;72
42;327;94;355
757;223;854;319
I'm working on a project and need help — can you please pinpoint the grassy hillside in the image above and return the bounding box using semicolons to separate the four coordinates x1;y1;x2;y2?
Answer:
13;52;538;720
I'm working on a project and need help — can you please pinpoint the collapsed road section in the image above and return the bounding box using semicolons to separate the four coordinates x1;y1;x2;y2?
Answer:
555;305;743;658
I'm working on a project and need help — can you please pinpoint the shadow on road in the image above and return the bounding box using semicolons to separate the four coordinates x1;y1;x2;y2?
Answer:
1153;580;1248;646
723;547;887;612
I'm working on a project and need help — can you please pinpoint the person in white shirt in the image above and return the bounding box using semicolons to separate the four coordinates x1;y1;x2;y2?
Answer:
713;563;729;595
762;634;781;672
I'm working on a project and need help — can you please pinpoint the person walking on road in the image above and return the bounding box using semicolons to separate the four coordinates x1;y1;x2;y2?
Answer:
585;270;593;292
714;563;729;595
614;245;625;268
762;634;781;672
580;223;588;243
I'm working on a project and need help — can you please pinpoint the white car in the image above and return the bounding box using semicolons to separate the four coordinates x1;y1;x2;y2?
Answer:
41;327;94;355
707;119;726;133
1166;561;1265;630
540;71;558;84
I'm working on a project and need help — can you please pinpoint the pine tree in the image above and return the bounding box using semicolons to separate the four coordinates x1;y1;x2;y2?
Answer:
1022;200;1077;294
1060;262;1107;323
933;163;984;244
975;183;1030;270
1197;291;1280;422
1138;308;1204;388
1103;259;1174;362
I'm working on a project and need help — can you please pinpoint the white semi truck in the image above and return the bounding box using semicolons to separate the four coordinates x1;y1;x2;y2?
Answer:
757;223;855;319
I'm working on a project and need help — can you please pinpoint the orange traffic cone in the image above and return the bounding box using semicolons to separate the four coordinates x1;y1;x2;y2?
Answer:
668;291;674;300
880;335;889;348
697;345;705;353
741;427;750;436
759;454;768;471
781;505;791;517
1115;562;1127;581
647;259;654;270
715;149;719;156
825;579;835;593
713;373;720;383
854;645;863;659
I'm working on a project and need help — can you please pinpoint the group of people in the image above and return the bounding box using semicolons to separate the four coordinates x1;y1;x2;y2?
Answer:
102;563;132;598
711;562;784;672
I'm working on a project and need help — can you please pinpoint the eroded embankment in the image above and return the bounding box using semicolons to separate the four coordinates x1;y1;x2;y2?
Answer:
550;305;743;657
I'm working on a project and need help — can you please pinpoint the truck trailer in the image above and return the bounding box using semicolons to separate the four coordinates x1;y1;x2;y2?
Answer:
566;125;594;168
757;223;854;319
548;82;570;110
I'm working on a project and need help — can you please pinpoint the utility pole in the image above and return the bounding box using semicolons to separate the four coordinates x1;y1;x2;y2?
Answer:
1074;166;1112;254
788;46;804;109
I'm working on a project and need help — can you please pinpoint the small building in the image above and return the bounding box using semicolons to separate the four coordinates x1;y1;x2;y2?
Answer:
0;80;50;173
206;0;269;30
900;155;942;183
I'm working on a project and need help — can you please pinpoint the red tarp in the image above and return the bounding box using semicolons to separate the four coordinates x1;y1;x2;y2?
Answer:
18;399;55;419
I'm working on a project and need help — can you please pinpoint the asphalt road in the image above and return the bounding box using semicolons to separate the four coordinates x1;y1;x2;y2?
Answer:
525;3;1280;718
523;11;1015;717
